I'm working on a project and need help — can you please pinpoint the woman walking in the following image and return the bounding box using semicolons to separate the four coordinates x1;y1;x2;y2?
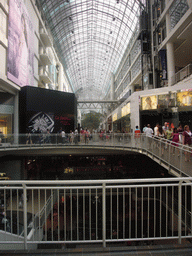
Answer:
157;125;165;156
182;125;192;162
171;128;180;156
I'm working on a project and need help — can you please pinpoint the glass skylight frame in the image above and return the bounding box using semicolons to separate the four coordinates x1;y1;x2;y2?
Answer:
38;0;145;100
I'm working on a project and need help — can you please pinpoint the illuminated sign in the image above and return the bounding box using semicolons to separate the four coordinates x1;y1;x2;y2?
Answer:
158;93;176;108
121;102;130;117
112;113;117;122
141;95;157;110
177;91;192;106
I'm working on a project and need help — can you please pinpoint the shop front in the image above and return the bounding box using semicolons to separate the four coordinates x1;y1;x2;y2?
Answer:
112;102;131;133
140;90;192;130
121;102;131;132
0;92;15;139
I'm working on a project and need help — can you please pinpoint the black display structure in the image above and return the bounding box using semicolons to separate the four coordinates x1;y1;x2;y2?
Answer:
19;86;77;135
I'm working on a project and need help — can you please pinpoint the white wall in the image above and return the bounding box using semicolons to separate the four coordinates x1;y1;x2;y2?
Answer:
0;228;43;250
0;45;6;77
0;0;8;77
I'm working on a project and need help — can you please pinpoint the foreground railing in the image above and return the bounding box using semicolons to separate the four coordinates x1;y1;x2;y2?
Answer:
0;178;192;250
0;133;191;177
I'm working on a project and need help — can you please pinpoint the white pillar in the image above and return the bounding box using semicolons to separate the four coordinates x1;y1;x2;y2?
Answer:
111;73;115;100
166;1;175;86
58;62;63;91
14;92;19;143
166;42;175;87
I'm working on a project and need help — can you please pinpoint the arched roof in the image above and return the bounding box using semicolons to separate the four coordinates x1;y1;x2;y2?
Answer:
38;0;146;100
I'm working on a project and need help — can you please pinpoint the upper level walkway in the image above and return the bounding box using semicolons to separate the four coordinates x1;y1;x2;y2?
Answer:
0;133;191;178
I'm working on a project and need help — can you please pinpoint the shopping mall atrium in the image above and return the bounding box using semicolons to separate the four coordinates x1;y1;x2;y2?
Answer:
0;0;192;134
0;0;192;254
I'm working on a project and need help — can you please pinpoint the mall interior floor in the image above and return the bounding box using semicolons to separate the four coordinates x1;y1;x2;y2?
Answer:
1;241;192;256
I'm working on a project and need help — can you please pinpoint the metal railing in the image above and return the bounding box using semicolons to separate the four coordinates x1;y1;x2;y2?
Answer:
171;63;192;85
0;178;192;249
0;133;191;177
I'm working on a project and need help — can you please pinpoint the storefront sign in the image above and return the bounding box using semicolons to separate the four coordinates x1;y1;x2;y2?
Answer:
177;91;192;106
141;95;157;110
158;93;176;108
112;113;117;122
121;102;130;117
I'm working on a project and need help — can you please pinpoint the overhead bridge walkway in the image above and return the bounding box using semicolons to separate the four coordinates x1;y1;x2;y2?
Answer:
0;133;191;177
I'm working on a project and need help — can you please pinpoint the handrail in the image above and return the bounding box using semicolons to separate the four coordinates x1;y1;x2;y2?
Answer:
0;178;192;249
171;63;192;85
0;133;191;177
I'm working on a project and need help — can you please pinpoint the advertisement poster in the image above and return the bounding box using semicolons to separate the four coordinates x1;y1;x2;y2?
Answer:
158;93;176;108
26;112;73;134
27;112;55;133
141;95;157;110
7;0;34;87
121;102;130;117
19;86;76;134
177;91;192;107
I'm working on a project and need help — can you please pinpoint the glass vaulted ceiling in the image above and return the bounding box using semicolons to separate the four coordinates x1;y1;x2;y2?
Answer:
38;0;145;100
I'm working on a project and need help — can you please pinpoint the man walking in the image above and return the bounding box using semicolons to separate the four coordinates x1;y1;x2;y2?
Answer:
144;124;153;149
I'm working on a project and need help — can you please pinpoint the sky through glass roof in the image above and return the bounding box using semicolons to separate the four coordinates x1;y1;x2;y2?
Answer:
38;0;145;100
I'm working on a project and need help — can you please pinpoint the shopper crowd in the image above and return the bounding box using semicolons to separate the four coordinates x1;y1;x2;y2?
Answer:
25;123;191;162
138;122;191;162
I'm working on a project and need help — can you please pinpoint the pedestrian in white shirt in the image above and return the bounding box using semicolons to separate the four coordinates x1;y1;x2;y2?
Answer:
154;123;159;148
154;123;159;137
145;124;153;137
144;124;153;149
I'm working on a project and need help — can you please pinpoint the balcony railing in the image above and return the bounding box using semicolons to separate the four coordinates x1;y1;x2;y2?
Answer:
0;177;192;250
171;63;192;85
0;133;192;249
0;133;191;177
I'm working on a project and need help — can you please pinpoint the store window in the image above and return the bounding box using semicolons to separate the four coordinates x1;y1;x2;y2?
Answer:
0;114;12;135
0;93;14;136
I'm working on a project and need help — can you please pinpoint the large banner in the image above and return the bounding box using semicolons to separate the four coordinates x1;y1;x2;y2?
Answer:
7;0;34;87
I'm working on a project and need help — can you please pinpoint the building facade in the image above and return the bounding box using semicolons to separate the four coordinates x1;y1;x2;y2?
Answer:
104;0;192;132
1;0;192;134
0;0;73;137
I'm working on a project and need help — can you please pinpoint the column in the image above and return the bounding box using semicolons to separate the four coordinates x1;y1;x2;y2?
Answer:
111;73;115;101
166;0;175;86
14;92;19;144
166;42;175;86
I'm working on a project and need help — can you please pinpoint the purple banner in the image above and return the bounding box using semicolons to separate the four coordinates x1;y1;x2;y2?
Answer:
7;0;34;87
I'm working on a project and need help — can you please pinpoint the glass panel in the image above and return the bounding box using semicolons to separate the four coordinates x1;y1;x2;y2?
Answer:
38;0;145;100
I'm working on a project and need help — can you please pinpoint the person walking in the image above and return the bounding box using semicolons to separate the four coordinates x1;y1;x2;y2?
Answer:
165;125;173;150
134;126;141;146
154;123;159;137
154;123;159;148
61;129;66;144
182;125;192;162
177;124;183;144
74;127;78;144
157;125;165;155
144;124;153;149
171;128;180;156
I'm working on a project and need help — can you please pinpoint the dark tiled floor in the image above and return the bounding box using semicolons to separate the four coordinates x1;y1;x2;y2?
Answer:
1;244;192;256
